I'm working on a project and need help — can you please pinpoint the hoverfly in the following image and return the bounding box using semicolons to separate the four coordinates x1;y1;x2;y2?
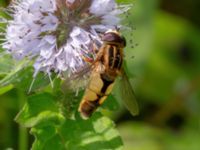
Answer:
65;29;139;119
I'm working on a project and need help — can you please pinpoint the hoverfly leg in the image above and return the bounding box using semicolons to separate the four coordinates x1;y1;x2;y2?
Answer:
92;42;99;54
81;55;94;64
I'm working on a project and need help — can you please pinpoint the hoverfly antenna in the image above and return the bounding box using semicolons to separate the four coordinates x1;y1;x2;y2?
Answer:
114;26;121;32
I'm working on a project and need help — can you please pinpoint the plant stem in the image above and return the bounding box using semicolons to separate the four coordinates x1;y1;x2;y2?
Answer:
19;125;28;150
18;89;28;150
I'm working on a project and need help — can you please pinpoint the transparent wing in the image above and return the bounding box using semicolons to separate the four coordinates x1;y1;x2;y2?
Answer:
69;65;93;80
119;69;139;116
61;64;93;92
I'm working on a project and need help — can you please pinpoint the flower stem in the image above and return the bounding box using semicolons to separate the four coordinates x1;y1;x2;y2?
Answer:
18;89;28;150
19;125;28;150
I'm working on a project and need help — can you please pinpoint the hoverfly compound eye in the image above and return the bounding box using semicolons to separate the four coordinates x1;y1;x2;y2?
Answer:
102;30;126;47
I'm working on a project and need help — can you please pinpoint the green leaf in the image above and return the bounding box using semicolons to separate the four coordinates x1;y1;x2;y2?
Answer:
0;59;29;86
24;72;54;93
15;93;64;127
0;84;13;95
0;55;14;76
31;126;64;150
59;113;123;150
0;60;53;92
30;113;123;150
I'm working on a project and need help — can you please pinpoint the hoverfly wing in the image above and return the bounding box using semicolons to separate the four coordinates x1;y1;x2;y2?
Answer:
61;64;93;92
70;64;93;80
119;69;139;116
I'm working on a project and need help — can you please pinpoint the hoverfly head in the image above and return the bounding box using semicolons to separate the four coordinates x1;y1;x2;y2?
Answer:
102;29;126;47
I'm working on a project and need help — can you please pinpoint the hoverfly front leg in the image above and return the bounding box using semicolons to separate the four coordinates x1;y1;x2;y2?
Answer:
82;43;104;65
81;41;100;64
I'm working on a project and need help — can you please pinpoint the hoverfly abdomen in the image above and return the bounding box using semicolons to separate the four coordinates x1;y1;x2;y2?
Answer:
79;95;101;118
100;74;114;94
79;71;115;119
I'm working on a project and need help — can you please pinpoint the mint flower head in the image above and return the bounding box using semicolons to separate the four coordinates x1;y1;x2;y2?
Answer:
1;0;131;78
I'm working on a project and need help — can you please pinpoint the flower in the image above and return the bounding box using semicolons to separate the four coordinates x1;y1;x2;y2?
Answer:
1;0;131;79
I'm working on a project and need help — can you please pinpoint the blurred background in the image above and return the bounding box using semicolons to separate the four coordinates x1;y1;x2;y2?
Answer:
0;0;200;149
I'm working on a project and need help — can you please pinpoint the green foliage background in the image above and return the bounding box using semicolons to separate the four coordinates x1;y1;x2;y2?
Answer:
1;0;200;150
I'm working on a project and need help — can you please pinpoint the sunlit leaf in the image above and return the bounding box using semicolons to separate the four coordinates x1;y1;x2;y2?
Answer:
0;60;30;86
0;55;14;76
0;84;13;95
59;113;123;150
31;126;64;150
15;93;64;127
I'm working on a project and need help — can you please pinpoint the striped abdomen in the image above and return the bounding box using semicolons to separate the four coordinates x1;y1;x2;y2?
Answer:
78;72;115;118
79;44;123;119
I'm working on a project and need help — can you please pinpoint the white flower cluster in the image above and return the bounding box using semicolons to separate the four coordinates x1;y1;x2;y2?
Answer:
1;0;130;77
